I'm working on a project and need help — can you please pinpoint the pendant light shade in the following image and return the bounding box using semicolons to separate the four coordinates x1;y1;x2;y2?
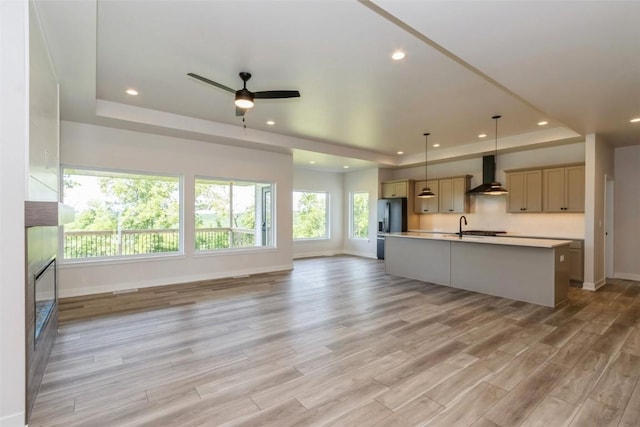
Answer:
483;115;508;195
417;133;436;198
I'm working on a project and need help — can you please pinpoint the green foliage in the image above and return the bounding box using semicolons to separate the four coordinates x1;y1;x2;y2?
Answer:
293;192;327;239
352;192;369;238
63;171;180;258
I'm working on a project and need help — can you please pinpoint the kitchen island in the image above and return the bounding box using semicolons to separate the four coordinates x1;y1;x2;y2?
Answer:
384;232;572;307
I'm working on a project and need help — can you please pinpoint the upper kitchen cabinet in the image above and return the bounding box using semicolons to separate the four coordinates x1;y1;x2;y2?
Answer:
414;180;439;214
543;165;585;212
506;170;542;212
438;176;471;213
381;180;409;198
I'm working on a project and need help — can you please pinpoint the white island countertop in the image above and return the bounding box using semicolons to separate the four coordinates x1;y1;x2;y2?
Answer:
386;232;573;249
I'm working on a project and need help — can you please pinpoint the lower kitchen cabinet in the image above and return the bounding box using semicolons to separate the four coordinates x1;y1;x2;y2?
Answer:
569;240;584;282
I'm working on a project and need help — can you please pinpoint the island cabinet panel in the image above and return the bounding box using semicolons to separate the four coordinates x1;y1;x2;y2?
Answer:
506;170;542;212
543;165;585;212
414;180;439;213
381;180;408;198
438;176;469;213
384;234;571;308
450;242;568;307
385;237;450;285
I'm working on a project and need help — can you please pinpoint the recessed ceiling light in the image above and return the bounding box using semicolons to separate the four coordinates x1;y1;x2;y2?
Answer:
433;144;440;148
538;121;548;126
630;117;640;123
391;50;406;61
266;120;275;125
126;88;138;96
478;134;487;138
397;151;404;155
309;161;316;164
343;165;349;169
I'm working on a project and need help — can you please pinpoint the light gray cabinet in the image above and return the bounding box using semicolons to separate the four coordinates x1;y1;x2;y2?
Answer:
381;180;408;198
414;180;439;213
543;165;585;212
506;170;542;212
438;176;470;213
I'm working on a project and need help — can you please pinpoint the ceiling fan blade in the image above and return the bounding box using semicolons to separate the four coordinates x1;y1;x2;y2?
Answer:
235;106;246;117
254;90;301;99
187;73;235;93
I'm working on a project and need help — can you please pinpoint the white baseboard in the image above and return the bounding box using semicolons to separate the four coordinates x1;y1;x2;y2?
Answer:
59;263;294;298
0;411;25;427
582;277;606;291
293;250;344;259
615;272;640;281
342;250;377;259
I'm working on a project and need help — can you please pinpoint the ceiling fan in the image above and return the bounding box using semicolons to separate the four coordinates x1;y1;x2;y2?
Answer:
187;71;301;116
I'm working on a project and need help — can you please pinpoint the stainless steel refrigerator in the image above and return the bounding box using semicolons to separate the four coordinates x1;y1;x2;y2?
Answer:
377;198;408;259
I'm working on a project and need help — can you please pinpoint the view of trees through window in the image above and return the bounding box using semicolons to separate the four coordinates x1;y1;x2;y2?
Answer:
351;192;369;239
195;178;273;250
293;191;328;239
63;169;181;259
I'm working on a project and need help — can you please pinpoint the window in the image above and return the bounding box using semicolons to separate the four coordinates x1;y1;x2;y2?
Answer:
292;191;329;240
351;192;369;239
195;178;273;250
63;168;181;260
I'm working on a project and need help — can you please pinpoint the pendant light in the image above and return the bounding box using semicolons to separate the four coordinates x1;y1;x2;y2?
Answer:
417;133;436;198
483;115;508;195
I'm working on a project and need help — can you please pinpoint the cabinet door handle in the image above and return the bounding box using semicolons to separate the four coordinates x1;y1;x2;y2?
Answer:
448;209;454;212
423;209;428;212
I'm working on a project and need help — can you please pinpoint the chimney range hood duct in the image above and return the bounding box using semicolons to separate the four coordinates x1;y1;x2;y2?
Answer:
467;155;499;194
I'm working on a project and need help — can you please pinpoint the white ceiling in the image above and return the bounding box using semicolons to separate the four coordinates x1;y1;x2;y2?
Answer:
35;0;640;172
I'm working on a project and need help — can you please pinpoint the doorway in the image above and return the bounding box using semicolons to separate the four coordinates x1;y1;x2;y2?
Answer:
605;176;614;279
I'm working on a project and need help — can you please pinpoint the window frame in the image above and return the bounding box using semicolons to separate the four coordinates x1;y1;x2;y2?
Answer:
350;191;369;240
194;176;276;253
292;190;331;241
60;166;184;263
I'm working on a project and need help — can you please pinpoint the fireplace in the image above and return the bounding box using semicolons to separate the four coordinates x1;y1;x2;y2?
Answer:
34;258;56;341
25;201;73;420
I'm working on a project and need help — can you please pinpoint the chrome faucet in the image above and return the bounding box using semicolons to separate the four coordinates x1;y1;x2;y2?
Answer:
458;215;467;238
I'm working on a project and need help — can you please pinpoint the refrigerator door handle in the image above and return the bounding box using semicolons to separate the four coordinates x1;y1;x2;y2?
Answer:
385;202;390;232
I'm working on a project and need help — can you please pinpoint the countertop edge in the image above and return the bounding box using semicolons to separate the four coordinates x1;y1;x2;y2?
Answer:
385;232;573;248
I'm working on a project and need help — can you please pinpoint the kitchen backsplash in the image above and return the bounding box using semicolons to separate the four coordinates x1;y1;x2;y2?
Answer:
417;195;585;239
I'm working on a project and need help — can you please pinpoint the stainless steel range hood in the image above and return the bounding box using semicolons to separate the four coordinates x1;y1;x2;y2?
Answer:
467;155;497;194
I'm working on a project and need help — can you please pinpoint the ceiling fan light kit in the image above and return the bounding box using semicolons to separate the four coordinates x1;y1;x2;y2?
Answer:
188;71;300;117
234;89;254;109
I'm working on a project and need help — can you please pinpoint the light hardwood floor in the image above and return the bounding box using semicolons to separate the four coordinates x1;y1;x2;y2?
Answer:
30;256;640;426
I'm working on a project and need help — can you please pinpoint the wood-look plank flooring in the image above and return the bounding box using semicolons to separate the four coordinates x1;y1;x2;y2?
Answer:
30;256;640;426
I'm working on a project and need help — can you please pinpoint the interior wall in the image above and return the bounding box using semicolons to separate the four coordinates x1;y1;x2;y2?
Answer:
614;145;640;280
583;134;615;290
0;1;28;425
292;168;344;258
343;167;379;258
59;121;294;297
391;142;586;238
